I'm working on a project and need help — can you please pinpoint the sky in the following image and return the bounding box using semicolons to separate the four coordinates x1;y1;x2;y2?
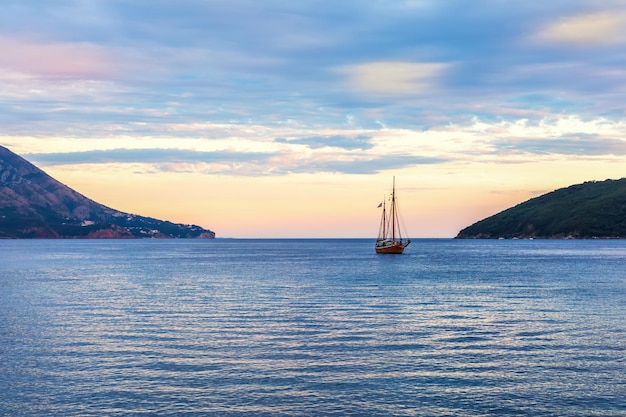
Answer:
1;0;626;238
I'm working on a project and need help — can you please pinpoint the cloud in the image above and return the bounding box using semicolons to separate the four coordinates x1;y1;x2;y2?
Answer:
0;36;116;79
26;148;269;165
493;134;626;156
24;146;449;176
274;134;374;150
2;1;626;156
533;11;626;45
292;154;449;175
338;61;449;96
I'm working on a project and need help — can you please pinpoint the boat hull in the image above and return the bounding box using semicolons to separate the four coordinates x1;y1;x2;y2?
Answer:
375;240;410;254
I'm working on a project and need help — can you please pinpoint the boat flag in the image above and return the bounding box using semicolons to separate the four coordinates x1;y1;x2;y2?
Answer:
377;202;382;208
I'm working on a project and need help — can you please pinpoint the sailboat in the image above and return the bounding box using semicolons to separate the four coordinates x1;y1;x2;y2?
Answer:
375;177;410;254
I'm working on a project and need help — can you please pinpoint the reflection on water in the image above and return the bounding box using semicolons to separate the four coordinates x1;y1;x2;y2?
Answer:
1;239;624;416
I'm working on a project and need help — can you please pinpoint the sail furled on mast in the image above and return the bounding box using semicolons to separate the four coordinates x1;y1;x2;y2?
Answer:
377;199;387;242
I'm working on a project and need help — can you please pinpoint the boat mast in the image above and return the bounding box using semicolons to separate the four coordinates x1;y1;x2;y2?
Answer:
378;198;387;240
391;176;396;240
383;199;387;239
382;199;386;239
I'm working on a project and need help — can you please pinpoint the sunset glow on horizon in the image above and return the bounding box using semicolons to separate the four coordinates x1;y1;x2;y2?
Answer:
2;1;625;238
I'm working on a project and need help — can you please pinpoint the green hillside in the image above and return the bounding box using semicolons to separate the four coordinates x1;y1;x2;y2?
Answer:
456;178;626;239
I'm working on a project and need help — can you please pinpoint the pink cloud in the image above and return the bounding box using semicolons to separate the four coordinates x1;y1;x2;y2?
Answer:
0;36;116;79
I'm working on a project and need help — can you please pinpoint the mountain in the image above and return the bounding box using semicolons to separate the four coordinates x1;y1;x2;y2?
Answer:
0;145;215;239
456;178;626;239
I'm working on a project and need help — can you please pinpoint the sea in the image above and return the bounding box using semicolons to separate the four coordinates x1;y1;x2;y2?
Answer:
0;239;624;416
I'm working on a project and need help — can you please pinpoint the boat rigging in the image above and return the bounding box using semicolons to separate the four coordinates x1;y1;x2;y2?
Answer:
375;177;410;254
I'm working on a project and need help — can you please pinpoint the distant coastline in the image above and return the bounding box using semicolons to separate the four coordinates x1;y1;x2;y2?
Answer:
1;145;215;239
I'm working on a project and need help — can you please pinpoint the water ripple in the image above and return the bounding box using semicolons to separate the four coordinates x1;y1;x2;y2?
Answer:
1;239;625;416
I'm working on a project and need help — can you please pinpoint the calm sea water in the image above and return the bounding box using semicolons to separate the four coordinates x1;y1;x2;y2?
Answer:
0;239;624;416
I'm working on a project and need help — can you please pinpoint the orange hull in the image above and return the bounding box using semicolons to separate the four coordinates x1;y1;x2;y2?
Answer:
375;240;410;254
